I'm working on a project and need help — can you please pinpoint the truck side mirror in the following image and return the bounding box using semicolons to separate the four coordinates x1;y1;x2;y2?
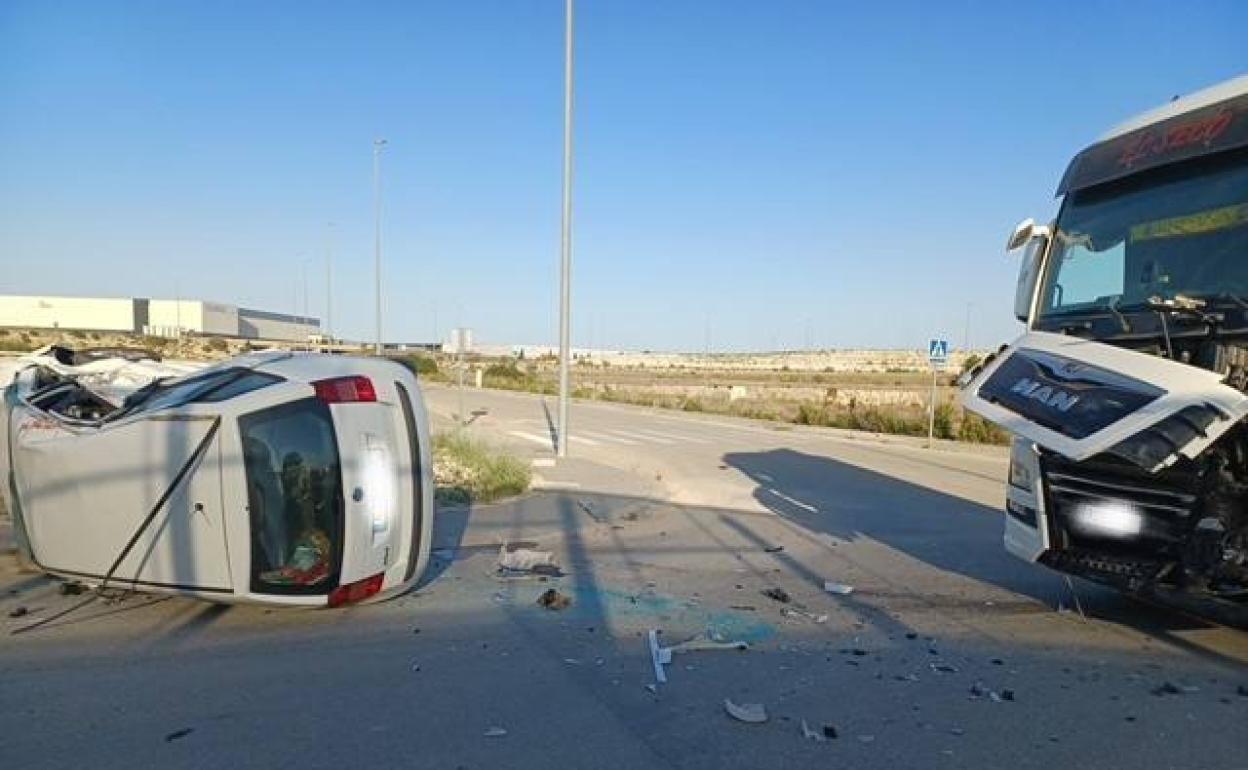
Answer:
1010;219;1051;323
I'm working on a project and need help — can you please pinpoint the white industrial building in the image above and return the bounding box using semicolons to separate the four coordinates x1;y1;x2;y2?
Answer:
0;295;319;343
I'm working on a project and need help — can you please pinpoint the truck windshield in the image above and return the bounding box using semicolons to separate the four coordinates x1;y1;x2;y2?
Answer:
1038;148;1248;322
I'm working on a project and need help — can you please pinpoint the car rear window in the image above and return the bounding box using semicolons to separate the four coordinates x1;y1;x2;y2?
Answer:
240;398;344;594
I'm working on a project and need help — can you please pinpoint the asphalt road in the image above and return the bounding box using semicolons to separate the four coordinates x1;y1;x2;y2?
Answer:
2;383;1246;769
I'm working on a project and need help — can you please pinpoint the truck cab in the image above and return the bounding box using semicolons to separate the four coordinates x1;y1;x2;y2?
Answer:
962;75;1248;613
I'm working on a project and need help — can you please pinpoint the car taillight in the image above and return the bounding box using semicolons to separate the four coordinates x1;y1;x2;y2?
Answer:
328;572;386;607
314;376;377;404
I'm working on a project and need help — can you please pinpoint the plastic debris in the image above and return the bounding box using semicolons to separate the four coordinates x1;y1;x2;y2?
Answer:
498;544;557;572
823;581;854;595
800;720;825;742
484;727;508;738
648;629;670;684
761;588;791;604
724;699;768;724
783;607;828;624
536;588;571;611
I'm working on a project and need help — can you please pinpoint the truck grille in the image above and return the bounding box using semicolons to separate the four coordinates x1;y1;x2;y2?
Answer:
1042;454;1199;540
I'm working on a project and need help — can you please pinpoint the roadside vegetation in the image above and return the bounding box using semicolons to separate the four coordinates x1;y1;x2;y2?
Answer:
463;357;1010;446
432;432;532;505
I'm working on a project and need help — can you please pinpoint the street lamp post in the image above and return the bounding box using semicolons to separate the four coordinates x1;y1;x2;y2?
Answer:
373;138;388;356
326;221;335;342
557;0;575;457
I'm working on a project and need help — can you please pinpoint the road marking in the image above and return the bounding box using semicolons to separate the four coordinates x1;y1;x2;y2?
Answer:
532;475;581;490
569;435;602;446
631;428;711;444
605;429;676;445
578;430;640;445
531;458;556;468
509;430;554;448
757;472;774;483
766;488;818;513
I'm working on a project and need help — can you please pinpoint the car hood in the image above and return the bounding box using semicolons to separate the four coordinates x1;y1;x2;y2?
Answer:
961;331;1248;472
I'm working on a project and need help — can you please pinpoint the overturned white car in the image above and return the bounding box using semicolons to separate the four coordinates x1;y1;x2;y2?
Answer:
964;75;1248;616
1;346;432;607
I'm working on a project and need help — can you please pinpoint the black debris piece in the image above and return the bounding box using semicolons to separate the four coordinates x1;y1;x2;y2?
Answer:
536;588;572;611
59;582;85;596
8;606;29;618
999;689;1016;702
1150;682;1182;696
822;725;838;739
761;588;791;604
164;728;194;743
990;658;1005;666
1237;684;1248;698
904;632;918;640
764;545;785;554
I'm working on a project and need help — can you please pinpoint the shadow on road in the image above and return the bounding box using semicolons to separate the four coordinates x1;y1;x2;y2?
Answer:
722;448;1244;657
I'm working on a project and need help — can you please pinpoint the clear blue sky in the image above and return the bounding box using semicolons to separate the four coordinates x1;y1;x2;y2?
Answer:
2;1;1245;351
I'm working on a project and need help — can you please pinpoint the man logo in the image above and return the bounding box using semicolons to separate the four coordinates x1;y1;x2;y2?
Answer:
1010;378;1080;413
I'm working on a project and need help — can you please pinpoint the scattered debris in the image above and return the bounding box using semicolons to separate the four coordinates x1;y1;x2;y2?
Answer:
484;727;508;738
990;658;1005;666
648;629;749;684
164;728;194;743
929;663;959;674
724;699;768;724
761;588;791;604
58;582;85;596
8;606;29;618
904;632;918;640
782;608;828;624
764;545;785;554
1150;681;1199;697
822;724;838;739
644;684;658;695
498;544;558;572
822;581;854;595
577;499;608;524
648;630;669;684
800;720;826;742
729;605;757;611
536;588;572;611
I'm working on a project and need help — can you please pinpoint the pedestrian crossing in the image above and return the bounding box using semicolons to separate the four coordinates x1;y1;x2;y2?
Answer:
507;421;724;451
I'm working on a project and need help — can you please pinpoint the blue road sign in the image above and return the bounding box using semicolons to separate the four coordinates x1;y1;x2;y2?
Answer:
928;338;949;364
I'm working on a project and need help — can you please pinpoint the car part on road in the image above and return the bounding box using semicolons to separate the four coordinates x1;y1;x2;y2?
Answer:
822;580;854;595
723;699;768;724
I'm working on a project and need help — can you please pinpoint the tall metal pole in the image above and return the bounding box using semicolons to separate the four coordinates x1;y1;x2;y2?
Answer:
373;138;387;356
556;0;575;458
326;221;335;341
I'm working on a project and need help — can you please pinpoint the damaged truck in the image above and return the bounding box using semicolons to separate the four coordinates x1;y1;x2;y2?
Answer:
963;74;1248;620
1;346;432;608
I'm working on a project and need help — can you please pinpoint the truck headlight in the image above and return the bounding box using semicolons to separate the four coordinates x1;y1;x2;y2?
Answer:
1008;438;1039;491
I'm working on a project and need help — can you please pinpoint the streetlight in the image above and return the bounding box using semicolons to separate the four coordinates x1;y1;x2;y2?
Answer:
557;0;575;457
326;221;335;342
373;138;388;355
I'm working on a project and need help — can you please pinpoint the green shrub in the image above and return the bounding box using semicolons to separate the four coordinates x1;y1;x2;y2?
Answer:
958;411;1010;445
483;362;525;379
432;432;531;505
933;402;956;440
681;397;704;412
399;355;439;376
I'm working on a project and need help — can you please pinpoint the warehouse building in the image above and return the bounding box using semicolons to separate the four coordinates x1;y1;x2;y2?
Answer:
0;295;319;342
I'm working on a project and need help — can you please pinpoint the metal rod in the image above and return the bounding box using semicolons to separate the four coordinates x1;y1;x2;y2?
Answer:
556;0;575;458
927;367;938;448
374;138;387;356
326;221;334;341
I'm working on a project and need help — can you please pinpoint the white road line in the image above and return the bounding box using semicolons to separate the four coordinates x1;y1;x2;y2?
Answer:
603;429;676;445
531;474;581;490
766;488;818;513
509;430;554;448
531;458;556;468
569;435;602;446
578;430;641;445
631;428;711;444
